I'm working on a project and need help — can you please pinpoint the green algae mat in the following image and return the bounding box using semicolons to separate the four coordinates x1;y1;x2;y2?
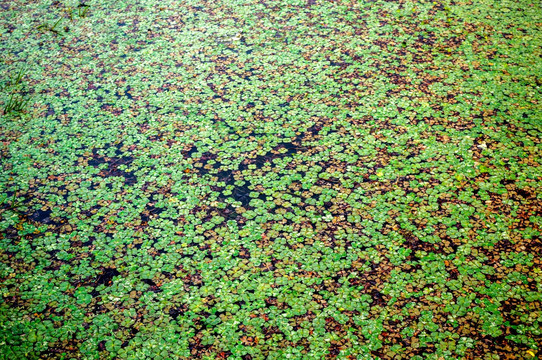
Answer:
1;0;541;359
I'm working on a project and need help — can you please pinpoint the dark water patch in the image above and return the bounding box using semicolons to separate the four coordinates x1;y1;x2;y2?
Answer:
371;289;386;306
29;208;52;222
29;209;63;226
218;202;243;222
141;278;162;292
114;86;134;100
213;169;235;185
125;85;134;100
194;151;219;175
94;267;121;286
44;104;55;117
142;279;156;286
169;305;187;320
329;60;352;70
183;145;198;158
88;149;137;185
514;188;531;199
120;326;141;348
81;236;96;247
199;151;218;163
96;268;120;286
280;141;299;157
239;124;316;172
238;142;299;173
229;182;253;208
140;202;164;223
